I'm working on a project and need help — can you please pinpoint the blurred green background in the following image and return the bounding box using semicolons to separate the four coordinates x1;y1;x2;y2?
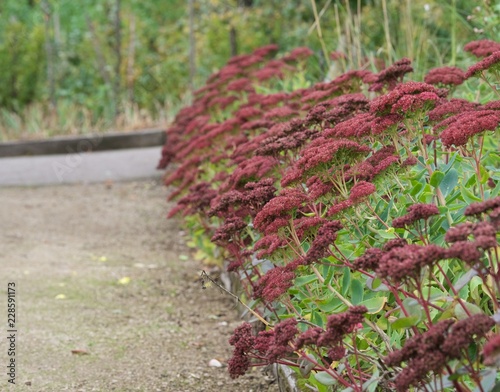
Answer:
0;0;498;140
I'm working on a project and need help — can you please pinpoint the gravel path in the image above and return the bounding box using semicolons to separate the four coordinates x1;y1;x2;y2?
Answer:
0;180;279;392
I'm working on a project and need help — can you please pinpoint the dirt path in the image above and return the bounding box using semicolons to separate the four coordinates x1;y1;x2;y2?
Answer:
0;180;279;392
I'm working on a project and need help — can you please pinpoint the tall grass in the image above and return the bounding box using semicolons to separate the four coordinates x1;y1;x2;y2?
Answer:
0;98;188;142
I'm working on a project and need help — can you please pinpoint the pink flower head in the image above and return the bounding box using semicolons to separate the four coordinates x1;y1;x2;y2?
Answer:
353;247;384;271
263;106;298;121
377;244;446;282
266;318;298;361
327;199;353;217
384;319;454;391
349;181;376;203
211;216;247;245
254;234;285;259
254;266;295;302
464;196;500;217
464;39;500;58
441;314;494;359
252;44;279;58
226;77;253;92
324;112;375;139
368;57;413;92
253;188;308;233
317;306;367;347
252;67;284;82
288;138;371;183
438;110;500;147
427;98;479;122
370;82;439;115
283;47;314;62
424;66;466;86
303;220;343;264
483;334;500;366
465;51;500;79
392;203;440;228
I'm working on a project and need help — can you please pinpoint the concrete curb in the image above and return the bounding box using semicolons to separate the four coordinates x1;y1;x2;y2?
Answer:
0;128;166;157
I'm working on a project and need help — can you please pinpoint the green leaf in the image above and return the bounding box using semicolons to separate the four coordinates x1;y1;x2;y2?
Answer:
314;371;337;386
295;274;317;287
366;277;389;292
461;186;482;203
440;168;459;197
453;269;478;292
376;227;397;239
358;296;387;314
409;182;423;196
430;170;445;188
341;268;351;296
401;298;423;319
455;302;483;320
391;316;420;329
351;279;364;304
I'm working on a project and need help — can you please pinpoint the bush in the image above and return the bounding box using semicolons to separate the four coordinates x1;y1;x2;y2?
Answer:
159;41;500;391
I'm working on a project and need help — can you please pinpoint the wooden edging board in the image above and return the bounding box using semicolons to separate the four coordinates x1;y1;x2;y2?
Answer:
0;128;166;157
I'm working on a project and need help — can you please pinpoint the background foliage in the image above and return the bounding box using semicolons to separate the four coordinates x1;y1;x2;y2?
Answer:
0;0;495;140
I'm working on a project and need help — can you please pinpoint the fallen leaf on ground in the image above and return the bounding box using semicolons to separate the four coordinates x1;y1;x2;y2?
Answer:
117;277;131;285
71;349;90;355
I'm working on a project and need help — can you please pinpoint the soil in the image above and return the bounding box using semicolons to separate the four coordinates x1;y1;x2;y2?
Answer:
0;180;280;392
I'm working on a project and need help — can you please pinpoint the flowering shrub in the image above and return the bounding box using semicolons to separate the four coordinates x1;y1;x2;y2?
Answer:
159;41;500;391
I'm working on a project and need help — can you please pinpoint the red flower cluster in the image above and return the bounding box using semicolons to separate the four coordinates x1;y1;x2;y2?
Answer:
368;58;413;92
437;110;500;147
424;66;466;86
370;82;440;115
295;306;367;361
281;138;371;186
465;51;500;79
385;315;494;391
253;188;308;234
464;39;500;58
253;266;296;302
392;203;440;228
377;243;446;282
427;98;478;122
303;220;343;264
464;196;500;217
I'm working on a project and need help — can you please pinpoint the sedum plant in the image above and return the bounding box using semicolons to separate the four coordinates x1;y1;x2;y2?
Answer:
159;40;500;391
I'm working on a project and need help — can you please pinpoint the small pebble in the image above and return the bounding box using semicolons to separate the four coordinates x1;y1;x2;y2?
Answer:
208;359;223;367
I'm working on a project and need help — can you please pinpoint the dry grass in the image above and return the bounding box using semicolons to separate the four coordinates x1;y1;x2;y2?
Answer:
0;99;184;142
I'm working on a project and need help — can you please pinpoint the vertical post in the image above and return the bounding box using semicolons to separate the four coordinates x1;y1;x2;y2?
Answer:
188;0;196;93
127;15;136;104
114;0;122;119
229;26;237;57
41;0;56;110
